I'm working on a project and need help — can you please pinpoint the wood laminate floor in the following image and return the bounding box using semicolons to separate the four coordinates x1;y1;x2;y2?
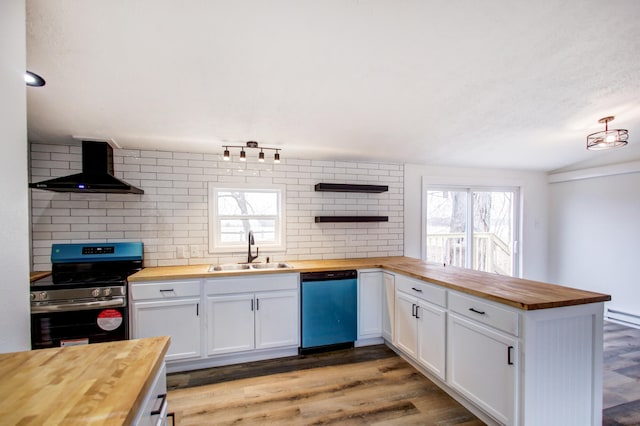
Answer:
168;321;640;425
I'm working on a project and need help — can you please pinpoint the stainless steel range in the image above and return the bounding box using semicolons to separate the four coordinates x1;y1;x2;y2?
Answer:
30;242;143;349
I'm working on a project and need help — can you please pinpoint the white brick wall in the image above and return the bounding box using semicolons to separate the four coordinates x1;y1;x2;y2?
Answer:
29;144;404;270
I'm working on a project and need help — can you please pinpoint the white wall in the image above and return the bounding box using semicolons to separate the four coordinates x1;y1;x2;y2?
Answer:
548;168;640;316
0;0;31;352
404;163;549;281
30;144;404;269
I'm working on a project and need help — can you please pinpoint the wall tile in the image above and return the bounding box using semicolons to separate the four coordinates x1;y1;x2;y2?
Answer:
29;143;404;270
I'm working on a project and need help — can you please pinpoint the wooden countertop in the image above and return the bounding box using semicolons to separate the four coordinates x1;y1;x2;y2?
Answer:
30;271;51;282
128;257;610;311
0;336;170;425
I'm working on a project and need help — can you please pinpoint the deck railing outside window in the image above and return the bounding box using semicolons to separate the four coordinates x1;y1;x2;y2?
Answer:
426;232;512;276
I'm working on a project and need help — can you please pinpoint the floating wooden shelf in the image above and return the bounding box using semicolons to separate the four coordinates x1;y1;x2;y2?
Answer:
315;216;389;223
314;183;388;193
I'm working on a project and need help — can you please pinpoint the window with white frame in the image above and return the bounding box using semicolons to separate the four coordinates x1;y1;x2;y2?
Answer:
425;186;520;276
208;184;285;253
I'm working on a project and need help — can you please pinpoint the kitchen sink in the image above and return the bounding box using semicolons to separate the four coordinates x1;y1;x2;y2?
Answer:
208;263;292;272
209;264;251;272
249;262;292;270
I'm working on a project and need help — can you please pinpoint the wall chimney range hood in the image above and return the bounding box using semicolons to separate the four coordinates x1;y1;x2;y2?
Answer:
29;141;144;194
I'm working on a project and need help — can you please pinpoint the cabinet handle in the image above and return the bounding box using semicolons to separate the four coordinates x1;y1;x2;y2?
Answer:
196;303;199;316
411;287;423;293
469;307;486;315
507;345;514;365
159;289;174;293
150;393;167;416
411;303;416;317
256;298;260;310
415;305;420;319
251;299;254;311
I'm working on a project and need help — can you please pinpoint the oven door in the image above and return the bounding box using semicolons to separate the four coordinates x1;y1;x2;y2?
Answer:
31;305;129;349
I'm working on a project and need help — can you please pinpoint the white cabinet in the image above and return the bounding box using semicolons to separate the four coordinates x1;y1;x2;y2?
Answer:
205;274;299;357
130;280;202;362
255;290;299;349
207;290;299;355
416;300;446;381
448;313;517;425
207;293;254;355
358;271;383;340
395;274;447;381
132;363;168;426
381;272;395;342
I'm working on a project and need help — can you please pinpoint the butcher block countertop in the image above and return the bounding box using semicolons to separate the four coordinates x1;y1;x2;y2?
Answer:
0;336;170;425
128;256;610;311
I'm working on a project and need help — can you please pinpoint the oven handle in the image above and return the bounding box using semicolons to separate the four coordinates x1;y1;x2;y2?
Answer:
31;298;126;313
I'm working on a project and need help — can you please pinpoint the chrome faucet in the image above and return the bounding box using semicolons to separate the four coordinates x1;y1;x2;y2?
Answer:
247;230;259;263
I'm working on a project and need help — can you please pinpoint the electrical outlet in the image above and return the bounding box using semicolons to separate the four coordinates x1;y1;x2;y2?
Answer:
190;245;201;258
176;246;188;259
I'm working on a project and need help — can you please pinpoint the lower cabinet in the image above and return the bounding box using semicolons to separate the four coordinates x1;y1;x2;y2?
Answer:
395;289;446;381
132;363;169;426
207;290;299;356
448;313;517;425
381;272;395;342
130;280;202;362
358;271;383;340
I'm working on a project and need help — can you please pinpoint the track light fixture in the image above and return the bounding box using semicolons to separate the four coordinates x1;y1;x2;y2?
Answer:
25;70;46;87
222;141;282;163
586;116;629;150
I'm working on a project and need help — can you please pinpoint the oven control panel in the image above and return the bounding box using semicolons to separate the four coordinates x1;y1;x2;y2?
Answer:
82;246;115;255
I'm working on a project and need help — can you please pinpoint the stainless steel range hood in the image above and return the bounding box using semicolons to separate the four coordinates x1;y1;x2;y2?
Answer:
29;141;144;194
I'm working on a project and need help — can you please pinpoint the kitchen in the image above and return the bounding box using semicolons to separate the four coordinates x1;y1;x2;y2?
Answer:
3;0;640;425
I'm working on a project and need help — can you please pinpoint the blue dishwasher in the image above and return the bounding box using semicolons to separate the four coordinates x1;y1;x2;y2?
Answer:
300;270;357;353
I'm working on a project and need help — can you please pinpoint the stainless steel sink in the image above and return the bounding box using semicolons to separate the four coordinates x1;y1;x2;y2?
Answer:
249;262;292;270
209;264;251;272
208;262;292;272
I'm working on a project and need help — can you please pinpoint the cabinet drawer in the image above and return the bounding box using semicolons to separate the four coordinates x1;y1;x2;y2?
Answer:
206;273;298;295
130;280;201;300
396;274;446;307
449;291;519;336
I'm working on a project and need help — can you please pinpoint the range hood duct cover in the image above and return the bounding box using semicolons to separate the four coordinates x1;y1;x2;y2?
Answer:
29;141;144;194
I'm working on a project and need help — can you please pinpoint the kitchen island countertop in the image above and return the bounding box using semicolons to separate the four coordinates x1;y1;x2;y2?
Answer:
128;256;610;311
0;336;170;425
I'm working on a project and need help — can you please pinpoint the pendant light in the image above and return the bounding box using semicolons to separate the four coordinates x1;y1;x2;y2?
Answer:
586;116;629;150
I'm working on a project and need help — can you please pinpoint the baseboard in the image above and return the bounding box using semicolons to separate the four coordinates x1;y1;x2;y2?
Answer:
606;307;640;329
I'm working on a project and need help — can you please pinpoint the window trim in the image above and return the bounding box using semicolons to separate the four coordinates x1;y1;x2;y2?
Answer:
208;183;286;254
423;184;520;277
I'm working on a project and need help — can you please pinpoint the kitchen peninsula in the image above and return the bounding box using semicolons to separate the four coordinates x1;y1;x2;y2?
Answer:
129;256;610;426
0;336;170;425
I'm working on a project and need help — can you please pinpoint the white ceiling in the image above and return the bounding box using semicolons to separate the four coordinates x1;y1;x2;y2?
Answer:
25;0;640;172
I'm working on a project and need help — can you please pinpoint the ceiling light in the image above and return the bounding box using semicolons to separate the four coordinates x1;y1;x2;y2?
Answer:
586;116;628;150
25;70;46;87
221;141;282;163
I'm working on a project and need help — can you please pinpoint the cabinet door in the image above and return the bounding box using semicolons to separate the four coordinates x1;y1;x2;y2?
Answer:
132;298;201;361
382;272;395;342
207;294;255;355
448;313;517;425
416;300;446;381
395;291;418;358
358;272;383;339
255;290;299;350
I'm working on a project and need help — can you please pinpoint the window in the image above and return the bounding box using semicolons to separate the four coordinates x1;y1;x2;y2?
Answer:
209;184;285;253
425;187;519;276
